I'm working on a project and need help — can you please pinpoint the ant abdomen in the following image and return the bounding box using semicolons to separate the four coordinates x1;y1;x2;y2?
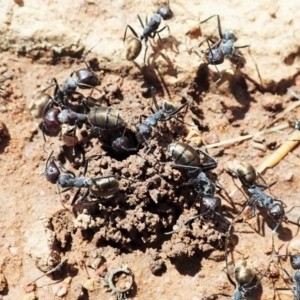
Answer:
90;177;119;198
87;107;124;130
235;162;257;185
125;37;142;61
168;142;200;167
234;260;256;286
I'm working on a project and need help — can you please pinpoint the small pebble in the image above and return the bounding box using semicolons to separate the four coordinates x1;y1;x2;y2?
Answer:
52;282;68;297
9;247;18;254
83;279;97;292
22;293;36;300
23;283;36;293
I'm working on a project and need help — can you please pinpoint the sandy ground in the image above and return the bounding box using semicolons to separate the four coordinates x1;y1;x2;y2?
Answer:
0;0;300;299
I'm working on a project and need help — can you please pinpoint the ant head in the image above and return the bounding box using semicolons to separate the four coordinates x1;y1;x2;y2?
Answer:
200;196;221;215
45;154;60;184
290;255;300;270
206;48;225;65
43;107;61;133
157;6;173;20
222;29;238;42
268;203;285;221
76;68;100;89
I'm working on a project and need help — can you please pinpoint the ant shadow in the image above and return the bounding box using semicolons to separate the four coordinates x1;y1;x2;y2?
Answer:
0;133;10;154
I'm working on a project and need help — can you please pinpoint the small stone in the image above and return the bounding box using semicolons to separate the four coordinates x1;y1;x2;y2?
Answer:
56;284;68;297
83;279;97;292
63;276;72;285
185;129;202;146
52;282;68;296
22;292;37;300
23;283;36;293
9;247;18;254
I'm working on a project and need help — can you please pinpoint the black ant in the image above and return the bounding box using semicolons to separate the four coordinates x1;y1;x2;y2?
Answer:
276;254;300;299
132;87;188;155
45;152;119;205
195;14;249;84
42;59;100;113
165;142;230;234
228;162;300;252
123;3;173;62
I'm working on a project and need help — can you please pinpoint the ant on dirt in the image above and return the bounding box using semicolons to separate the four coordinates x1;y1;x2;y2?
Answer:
42;59;100;113
204;259;265;300
132;87;188;156
195;14;249;84
43;101;139;158
228;162;300;253
165;142;230;234
276;254;300;299
45;152;119;205
123;2;173;62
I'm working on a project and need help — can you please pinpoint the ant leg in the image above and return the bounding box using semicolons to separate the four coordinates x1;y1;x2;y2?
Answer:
137;14;145;29
235;45;250;50
42;124;48;143
42;95;56;117
194;148;218;170
163;102;189;122
123;25;139;45
81;57;90;70
199;14;219;26
58;162;76;177
152;25;170;42
169;163;202;172
27;258;68;286
150;87;160;111
215;15;223;39
200;15;223;39
143;38;149;64
271;218;283;254
197;37;220;49
82;154;101;176
224;222;237;288
76;188;90;204
256;171;277;190
215;212;231;227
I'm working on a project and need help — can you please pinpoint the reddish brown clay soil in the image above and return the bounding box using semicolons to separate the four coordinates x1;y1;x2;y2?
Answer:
1;1;300;300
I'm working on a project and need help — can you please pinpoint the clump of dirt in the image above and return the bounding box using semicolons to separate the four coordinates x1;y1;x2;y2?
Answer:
47;111;226;256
